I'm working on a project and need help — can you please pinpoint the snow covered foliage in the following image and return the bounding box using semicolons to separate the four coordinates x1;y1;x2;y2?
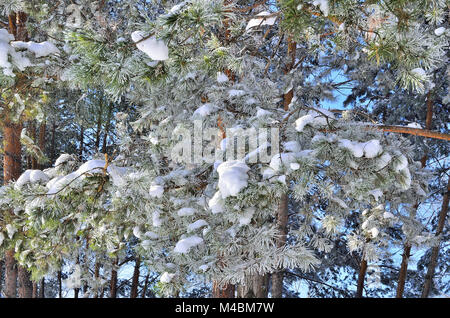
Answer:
0;0;446;298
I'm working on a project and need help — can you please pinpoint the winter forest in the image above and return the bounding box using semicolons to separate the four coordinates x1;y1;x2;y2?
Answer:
0;0;448;299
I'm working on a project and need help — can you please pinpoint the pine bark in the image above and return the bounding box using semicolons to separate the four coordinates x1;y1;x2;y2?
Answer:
3;122;22;298
355;258;368;298
141;273;150;298
4;250;17;298
212;282;235;298
2;15;33;298
272;38;296;299
94;262;100;298
57;270;62;298
38;121;46;169
272;193;288;298
421;179;450;297
130;256;141;298
109;257;118;298
237;274;269;298
18;267;33;298
32;282;38;298
39;278;45;298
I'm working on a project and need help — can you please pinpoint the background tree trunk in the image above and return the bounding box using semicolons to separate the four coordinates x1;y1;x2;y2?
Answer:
421;179;450;297
39;278;45;298
130;256;141;298
3;122;22;298
272;193;288;298
18;267;33;298
355;258;368;298
110;257;118;298
237;274;269;298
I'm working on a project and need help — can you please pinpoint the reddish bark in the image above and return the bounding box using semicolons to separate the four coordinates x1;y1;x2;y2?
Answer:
130;257;141;298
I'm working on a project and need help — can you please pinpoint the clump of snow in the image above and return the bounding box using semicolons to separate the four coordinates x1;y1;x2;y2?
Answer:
11;40;60;58
369;227;379;238
246;12;277;31
313;0;329;16
193;103;216;117
177;207;196;216
217;161;250;198
290;162;300;170
369;189;383;201
239;207;255;226
153;210;163;227
133;226;143;239
208;191;224;214
393;154;408;172
131;31;169;61
411;68;426;78
65;265;82;289
55;153;75;167
295;108;335;132
270;152;298;172
338;139;382;158
149;183;164;198
407;122;422;129
15;169;50;189
160;272;175;283
6;224;17;239
376;152;392;169
283;141;301;153
187;219;208;232
256;107;272;118
270;151;311;172
199;264;209;272
217;72;229;83
228;89;245;97
173;235;203;253
144;231;159;239
434;27;446;36
362;140;382;158
47;159;128;194
383;211;394;219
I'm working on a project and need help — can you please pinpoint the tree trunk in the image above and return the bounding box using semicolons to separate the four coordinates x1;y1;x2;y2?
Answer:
0;259;3;295
130;256;141;298
38;121;46;169
272;193;288;298
421;179;450;297
141;273;150;298
397;91;434;298
94;262;100;298
272;37;296;299
29;121;38;169
4;250;17;298
3;122;22;298
39;278;45;298
396;244;411;298
355;258;368;298
57;270;62;298
18;267;33;298
237;274;269;298
110;257;118;298
32;281;38;298
50;121;57;163
212;282;235;298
